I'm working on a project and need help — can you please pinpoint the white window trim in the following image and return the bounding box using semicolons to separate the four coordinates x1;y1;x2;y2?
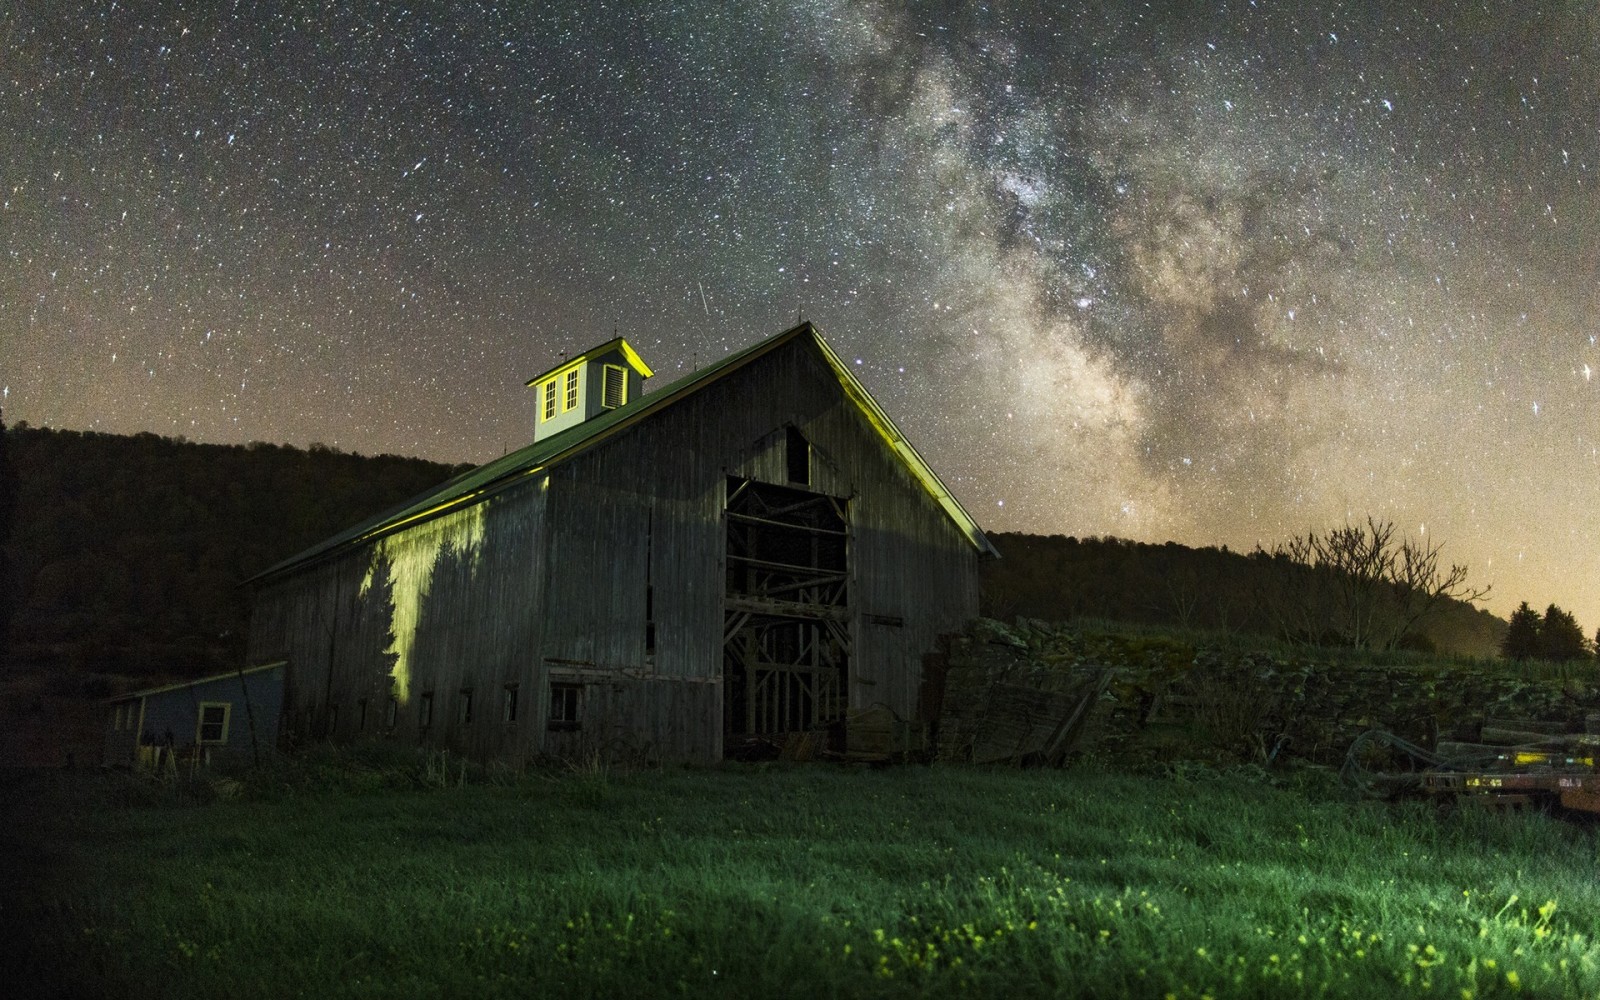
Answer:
196;702;232;745
563;369;580;411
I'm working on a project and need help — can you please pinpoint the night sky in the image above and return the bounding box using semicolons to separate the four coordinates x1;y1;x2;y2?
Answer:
5;2;1597;626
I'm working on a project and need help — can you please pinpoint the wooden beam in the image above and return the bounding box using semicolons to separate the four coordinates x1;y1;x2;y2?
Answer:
727;511;847;536
724;595;849;622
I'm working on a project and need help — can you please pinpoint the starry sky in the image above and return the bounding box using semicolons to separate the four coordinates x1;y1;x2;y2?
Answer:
5;2;1598;627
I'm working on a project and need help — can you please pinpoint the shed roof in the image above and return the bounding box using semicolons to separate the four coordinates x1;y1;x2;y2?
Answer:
252;322;997;583
107;661;286;704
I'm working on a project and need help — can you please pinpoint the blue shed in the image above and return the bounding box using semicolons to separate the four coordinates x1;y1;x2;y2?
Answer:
102;662;285;772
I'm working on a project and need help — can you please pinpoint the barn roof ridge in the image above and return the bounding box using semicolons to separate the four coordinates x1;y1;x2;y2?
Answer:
250;322;994;584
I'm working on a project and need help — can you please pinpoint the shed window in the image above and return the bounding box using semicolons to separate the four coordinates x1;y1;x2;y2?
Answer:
458;689;473;726
602;364;627;408
542;380;558;421
197;703;231;744
549;682;581;731
419;692;434;729
786;426;810;485
386;696;398;729
503;684;519;724
564;369;579;411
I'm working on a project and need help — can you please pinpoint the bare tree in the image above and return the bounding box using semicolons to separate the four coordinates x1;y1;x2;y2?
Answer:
1381;533;1491;650
1268;517;1488;650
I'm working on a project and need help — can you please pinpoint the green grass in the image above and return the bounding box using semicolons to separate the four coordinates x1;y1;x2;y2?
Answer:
10;752;1600;999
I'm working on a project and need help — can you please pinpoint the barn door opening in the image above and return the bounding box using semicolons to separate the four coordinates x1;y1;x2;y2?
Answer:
723;476;850;755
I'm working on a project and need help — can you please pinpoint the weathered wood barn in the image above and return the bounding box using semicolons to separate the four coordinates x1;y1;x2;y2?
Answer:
247;322;996;763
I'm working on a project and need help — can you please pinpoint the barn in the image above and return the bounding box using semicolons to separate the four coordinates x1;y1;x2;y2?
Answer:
246;321;996;763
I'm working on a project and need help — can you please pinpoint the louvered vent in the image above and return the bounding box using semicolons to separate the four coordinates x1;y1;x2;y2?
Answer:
602;364;626;408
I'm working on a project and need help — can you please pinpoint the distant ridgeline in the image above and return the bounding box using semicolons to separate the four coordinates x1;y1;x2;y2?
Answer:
981;533;1508;658
2;425;470;679
0;426;1511;681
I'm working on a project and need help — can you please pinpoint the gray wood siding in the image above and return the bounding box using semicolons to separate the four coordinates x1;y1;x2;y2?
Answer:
248;332;981;764
545;336;978;732
249;486;551;760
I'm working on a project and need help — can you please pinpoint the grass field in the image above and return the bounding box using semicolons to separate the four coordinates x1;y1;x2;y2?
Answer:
9;752;1600;999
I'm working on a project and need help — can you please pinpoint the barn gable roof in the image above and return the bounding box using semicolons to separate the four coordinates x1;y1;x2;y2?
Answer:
252;322;997;583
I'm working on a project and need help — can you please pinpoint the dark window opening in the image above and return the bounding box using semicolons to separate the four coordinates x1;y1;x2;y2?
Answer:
386;697;398;729
458;689;473;726
785;425;810;485
503;685;519;724
419;692;434;729
645;585;657;655
549;682;582;731
645;508;657;656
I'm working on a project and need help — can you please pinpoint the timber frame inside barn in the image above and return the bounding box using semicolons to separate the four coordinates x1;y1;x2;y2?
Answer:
247;321;996;763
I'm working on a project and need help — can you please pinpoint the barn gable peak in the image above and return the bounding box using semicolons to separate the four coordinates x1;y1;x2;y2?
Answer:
525;337;654;442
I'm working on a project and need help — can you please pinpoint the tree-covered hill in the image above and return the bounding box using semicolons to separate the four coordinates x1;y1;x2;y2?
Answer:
980;532;1508;658
2;425;469;678
1;425;1513;683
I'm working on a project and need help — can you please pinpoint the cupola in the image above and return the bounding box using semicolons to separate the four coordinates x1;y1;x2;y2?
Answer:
525;337;654;442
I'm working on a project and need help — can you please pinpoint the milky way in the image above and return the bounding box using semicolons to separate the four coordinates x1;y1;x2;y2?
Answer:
4;2;1598;626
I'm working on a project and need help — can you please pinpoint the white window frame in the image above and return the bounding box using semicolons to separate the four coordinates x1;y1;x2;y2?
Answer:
196;702;231;745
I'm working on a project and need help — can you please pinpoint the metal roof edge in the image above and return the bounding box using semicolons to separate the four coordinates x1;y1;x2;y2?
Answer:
108;660;287;703
803;325;1000;558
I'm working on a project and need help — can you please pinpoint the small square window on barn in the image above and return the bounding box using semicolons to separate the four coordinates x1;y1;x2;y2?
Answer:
786;425;810;485
503;684;519;724
419;692;434;729
458;689;473;726
548;682;581;731
602;364;627;408
196;703;231;744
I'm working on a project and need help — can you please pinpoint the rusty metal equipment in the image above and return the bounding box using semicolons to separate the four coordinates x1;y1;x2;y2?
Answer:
1343;721;1600;815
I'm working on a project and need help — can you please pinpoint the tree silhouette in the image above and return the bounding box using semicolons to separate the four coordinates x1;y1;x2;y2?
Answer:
1500;602;1540;661
1265;517;1489;650
1536;604;1590;663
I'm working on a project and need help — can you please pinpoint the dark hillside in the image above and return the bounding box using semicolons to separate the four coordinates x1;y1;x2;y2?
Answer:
2;425;469;680
980;532;1506;657
0;429;1511;682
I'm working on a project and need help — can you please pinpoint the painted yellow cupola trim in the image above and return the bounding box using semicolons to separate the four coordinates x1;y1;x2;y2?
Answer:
525;337;654;442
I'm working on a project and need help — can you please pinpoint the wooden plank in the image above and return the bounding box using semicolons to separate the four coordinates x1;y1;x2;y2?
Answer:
1484;718;1572;736
1480;725;1582;746
724;595;849;621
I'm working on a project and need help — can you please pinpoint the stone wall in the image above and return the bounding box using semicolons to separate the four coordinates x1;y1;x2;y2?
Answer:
932;619;1600;767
